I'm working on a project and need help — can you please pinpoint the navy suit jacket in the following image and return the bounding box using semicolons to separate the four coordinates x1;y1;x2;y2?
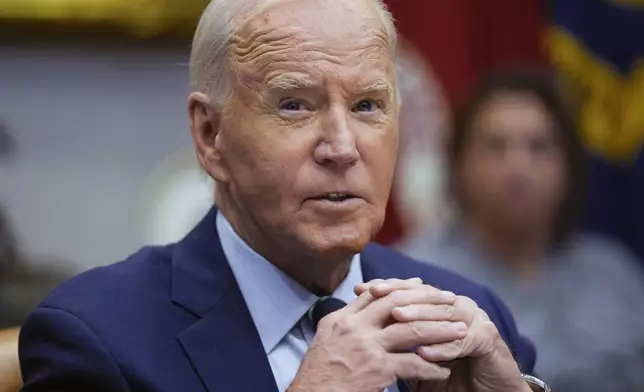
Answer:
19;207;536;392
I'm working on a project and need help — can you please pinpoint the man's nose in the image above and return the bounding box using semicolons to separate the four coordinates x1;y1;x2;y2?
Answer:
313;107;360;170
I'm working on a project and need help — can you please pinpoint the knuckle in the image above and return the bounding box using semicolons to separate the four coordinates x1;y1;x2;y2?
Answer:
458;295;478;308
441;304;455;317
423;285;439;295
419;286;439;301
477;308;491;321
386;290;407;306
324;313;355;335
404;277;424;288
452;338;466;352
480;320;500;339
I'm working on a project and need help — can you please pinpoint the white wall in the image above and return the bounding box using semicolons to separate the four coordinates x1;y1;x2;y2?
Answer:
0;43;197;271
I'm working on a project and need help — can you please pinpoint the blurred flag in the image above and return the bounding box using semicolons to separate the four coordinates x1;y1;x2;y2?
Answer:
377;0;545;245
546;0;644;263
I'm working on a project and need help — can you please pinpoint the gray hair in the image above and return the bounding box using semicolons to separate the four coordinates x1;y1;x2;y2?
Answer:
189;0;398;106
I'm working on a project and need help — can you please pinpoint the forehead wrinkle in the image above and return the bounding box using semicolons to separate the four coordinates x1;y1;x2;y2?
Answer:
231;27;300;63
235;38;392;78
229;1;395;96
231;0;393;60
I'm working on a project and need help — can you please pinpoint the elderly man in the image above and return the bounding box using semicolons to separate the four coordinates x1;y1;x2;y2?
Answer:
19;0;546;391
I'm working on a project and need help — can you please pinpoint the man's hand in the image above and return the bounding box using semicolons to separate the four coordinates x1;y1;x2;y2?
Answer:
356;282;532;392
288;278;466;392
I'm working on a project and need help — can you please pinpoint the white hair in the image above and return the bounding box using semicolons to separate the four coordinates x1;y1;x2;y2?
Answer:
189;0;398;105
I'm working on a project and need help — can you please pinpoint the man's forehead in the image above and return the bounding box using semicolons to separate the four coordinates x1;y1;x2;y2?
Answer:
237;0;387;45
230;0;395;92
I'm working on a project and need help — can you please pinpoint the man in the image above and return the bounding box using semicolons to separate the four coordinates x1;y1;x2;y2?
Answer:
19;0;545;391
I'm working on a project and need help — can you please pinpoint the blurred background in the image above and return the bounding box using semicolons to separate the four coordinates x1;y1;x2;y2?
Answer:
1;0;644;390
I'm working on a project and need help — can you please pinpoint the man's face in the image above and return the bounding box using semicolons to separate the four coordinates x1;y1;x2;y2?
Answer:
196;0;398;258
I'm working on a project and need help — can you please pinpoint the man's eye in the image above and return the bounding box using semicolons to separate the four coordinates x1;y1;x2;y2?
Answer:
353;99;380;113
279;99;308;112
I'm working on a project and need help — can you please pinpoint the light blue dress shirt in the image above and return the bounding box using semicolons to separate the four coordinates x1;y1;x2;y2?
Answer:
217;212;399;392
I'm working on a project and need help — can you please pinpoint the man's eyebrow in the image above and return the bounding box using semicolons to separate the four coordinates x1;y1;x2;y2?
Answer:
266;75;317;91
357;79;394;95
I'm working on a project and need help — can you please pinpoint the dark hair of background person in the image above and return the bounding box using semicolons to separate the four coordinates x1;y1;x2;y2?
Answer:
0;206;19;281
1;121;19;280
447;69;587;246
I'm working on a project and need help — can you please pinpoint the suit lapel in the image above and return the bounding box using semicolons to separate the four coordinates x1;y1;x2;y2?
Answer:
172;207;278;392
177;284;278;392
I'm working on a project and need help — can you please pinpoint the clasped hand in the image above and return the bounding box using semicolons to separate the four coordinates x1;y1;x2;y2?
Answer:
289;278;530;392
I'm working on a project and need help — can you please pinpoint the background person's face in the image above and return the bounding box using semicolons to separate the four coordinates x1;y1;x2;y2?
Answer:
456;91;566;230
210;0;398;258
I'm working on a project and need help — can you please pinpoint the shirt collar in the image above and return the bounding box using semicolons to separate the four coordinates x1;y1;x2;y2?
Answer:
216;212;363;354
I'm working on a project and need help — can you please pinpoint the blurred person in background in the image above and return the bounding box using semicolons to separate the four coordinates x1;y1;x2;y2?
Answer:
401;70;644;391
0;205;69;329
1;122;70;329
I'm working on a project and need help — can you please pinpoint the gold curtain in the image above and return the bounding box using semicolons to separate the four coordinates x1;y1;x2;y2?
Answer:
0;0;209;37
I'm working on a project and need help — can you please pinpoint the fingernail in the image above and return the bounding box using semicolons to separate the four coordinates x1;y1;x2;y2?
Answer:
454;322;467;331
440;291;456;300
420;346;434;356
374;284;389;291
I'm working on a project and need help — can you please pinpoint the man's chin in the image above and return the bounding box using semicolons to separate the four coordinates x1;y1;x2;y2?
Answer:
289;213;382;259
303;232;370;261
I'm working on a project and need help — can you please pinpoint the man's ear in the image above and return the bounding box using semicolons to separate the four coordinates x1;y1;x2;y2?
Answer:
188;92;230;183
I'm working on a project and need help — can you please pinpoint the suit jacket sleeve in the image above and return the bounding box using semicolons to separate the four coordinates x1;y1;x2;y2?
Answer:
484;289;537;375
19;306;131;392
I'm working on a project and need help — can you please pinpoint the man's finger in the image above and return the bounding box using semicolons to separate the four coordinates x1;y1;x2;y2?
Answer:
449;295;483;324
354;277;423;297
343;289;379;313
390;352;451;381
360;286;456;325
353;278;386;296
417;339;466;362
369;277;424;298
391;303;456;322
346;279;419;313
379;320;467;352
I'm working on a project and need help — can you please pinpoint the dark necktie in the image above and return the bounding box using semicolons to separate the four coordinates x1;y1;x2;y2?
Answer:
308;297;347;331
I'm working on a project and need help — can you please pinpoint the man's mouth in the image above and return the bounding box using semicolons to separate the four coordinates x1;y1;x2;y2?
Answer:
311;192;357;202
